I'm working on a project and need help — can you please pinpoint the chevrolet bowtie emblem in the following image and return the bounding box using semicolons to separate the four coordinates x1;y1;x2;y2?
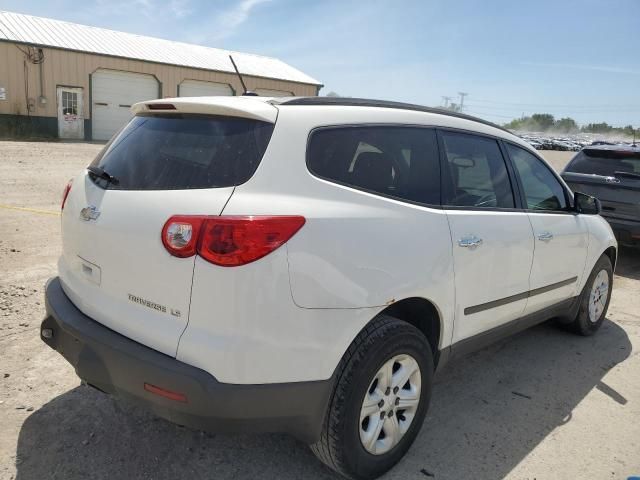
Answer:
79;205;101;221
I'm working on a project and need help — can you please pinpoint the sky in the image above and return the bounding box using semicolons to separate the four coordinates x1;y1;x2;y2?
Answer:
2;0;639;127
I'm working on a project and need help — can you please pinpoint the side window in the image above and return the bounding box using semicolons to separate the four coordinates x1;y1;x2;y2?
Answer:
440;131;515;208
507;144;568;211
307;126;440;205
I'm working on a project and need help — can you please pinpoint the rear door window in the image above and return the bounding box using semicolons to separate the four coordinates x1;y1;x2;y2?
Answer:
507;143;568;211
307;126;441;205
89;114;274;190
565;149;640;177
440;131;515;208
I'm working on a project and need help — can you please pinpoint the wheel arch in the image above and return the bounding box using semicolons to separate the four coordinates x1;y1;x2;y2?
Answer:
604;245;617;271
377;297;443;366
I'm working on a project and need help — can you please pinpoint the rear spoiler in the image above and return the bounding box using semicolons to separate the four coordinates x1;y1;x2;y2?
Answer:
131;97;278;123
582;148;640;159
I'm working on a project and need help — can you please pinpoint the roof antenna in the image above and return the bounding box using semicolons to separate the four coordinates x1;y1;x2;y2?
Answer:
229;55;258;96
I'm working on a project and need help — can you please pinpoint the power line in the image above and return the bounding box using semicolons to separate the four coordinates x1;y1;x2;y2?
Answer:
465;110;515;120
467;98;640;109
466;104;640;114
467;104;639;113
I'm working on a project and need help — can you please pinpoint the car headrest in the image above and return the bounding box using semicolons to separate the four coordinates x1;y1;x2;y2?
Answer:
351;152;393;192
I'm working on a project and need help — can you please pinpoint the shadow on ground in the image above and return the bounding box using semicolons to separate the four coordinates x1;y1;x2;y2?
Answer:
615;246;640;280
16;317;630;480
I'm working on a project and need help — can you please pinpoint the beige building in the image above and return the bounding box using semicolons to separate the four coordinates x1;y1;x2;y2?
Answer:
0;11;321;140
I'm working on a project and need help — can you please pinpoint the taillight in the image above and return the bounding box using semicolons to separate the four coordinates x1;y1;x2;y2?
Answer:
161;215;204;258
161;215;305;266
199;216;306;266
61;179;73;210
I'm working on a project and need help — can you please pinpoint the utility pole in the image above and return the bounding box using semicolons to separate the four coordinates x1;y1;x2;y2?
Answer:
458;92;468;112
441;96;452;108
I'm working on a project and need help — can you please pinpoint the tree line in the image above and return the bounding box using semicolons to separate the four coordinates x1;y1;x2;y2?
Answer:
504;113;637;136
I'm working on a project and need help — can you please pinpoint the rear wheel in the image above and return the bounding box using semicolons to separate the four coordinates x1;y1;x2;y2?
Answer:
310;315;433;479
567;255;613;336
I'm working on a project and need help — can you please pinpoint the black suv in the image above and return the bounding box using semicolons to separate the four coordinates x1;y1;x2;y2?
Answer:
562;145;640;246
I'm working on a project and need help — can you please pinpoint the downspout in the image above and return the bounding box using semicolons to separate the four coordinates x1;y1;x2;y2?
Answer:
38;49;45;101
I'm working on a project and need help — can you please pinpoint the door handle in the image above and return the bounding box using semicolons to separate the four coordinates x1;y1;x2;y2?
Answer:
458;235;483;250
605;176;620;184
537;231;554;242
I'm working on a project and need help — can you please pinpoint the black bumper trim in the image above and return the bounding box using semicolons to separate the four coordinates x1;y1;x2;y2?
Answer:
41;277;334;443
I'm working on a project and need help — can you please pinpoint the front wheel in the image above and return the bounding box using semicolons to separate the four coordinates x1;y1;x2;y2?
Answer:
310;315;433;479
567;254;613;336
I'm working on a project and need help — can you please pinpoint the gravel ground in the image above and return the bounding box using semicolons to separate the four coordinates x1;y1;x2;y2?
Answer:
1;141;639;480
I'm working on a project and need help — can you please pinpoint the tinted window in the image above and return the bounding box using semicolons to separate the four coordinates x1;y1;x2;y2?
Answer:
441;131;514;208
565;149;640;176
90;114;274;190
307;127;440;204
507;144;568;211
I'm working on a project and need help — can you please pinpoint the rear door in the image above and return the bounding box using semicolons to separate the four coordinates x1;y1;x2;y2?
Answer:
440;130;535;343
506;143;588;313
60;112;275;356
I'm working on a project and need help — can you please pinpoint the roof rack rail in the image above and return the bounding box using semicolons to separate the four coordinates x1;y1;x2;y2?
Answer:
279;97;511;134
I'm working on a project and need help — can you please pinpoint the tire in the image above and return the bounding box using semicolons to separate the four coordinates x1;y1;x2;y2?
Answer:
310;315;434;480
567;254;613;336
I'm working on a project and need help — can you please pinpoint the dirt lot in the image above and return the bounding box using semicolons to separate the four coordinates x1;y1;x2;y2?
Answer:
1;142;639;480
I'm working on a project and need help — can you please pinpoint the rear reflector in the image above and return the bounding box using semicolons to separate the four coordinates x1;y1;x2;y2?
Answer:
161;215;306;266
143;383;188;403
147;103;176;110
61;178;73;210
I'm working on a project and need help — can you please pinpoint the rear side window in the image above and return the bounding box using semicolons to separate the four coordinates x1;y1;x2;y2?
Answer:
440;131;515;208
307;126;441;205
507;143;568;211
90;114;274;190
565;149;640;176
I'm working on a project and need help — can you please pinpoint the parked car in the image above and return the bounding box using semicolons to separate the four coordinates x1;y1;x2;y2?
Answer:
41;96;617;480
525;139;543;150
562;145;640;246
551;139;571;151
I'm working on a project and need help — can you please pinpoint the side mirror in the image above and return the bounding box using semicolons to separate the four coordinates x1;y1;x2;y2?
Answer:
573;191;601;215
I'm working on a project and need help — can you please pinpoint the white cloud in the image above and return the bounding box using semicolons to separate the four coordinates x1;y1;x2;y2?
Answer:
521;61;640;75
212;0;272;40
169;0;192;18
91;0;156;19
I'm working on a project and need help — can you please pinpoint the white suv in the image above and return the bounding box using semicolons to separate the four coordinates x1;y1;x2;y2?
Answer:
41;96;617;479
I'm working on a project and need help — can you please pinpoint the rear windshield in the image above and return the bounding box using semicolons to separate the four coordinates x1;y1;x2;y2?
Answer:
565;149;640;176
89;114;274;190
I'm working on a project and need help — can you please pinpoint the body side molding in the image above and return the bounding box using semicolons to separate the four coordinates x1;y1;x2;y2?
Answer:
464;277;577;315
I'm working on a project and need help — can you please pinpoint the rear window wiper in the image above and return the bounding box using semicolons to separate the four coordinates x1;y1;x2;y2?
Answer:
87;165;119;185
614;171;640;180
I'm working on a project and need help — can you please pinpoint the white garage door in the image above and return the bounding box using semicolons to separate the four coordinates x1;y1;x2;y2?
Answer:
255;88;294;97
92;69;159;141
179;80;233;97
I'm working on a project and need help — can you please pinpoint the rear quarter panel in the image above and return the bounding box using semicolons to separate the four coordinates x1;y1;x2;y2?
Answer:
221;106;457;349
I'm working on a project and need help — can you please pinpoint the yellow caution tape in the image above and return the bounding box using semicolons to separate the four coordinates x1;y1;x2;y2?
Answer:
0;203;60;216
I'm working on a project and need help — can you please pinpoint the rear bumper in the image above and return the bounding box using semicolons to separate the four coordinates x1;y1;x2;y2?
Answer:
603;217;640;246
41;277;333;443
